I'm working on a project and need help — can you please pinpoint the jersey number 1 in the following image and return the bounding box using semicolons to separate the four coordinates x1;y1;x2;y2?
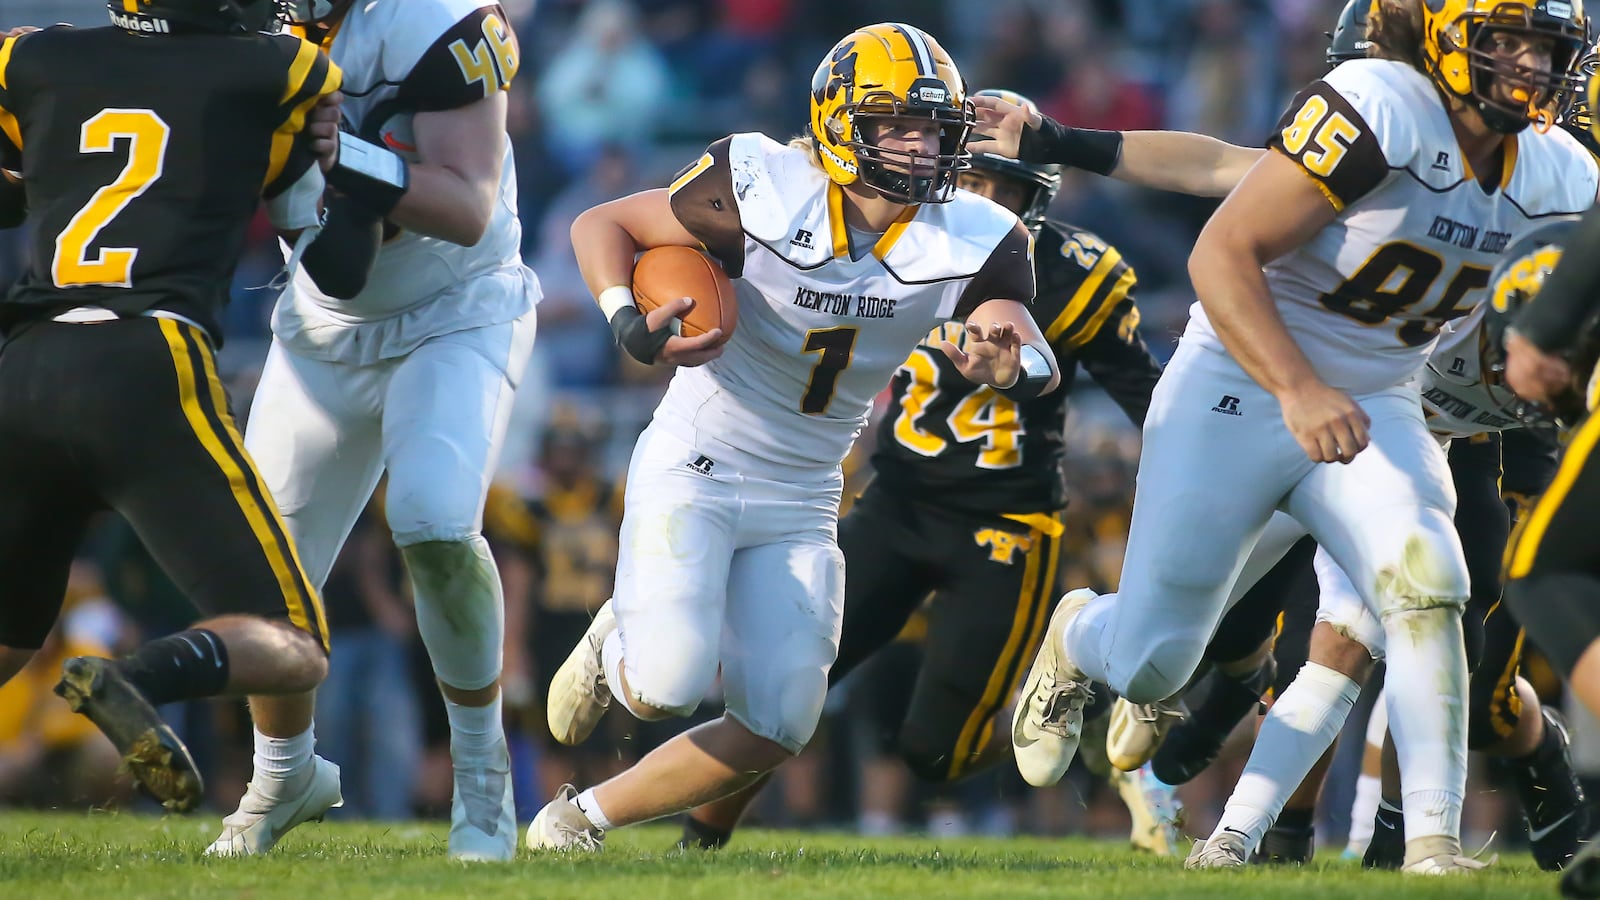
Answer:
52;109;170;289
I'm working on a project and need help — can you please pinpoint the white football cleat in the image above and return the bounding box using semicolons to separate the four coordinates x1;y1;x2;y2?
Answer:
206;755;342;857
1185;829;1250;869
1111;762;1185;856
1401;835;1494;875
525;784;605;852
448;738;517;861
1011;589;1096;787
1107;696;1186;773
547;601;616;746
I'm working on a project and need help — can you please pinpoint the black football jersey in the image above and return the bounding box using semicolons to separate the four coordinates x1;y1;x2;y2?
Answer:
0;25;339;342
870;220;1162;515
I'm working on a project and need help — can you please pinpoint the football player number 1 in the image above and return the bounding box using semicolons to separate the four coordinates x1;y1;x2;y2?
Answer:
52;109;170;289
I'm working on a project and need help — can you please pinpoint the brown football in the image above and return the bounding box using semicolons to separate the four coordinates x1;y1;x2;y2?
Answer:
631;246;738;339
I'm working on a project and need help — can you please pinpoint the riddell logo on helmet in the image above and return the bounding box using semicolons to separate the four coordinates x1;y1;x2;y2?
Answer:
818;143;858;175
109;11;171;32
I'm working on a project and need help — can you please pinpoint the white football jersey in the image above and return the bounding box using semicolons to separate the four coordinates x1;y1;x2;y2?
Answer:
271;0;536;362
1415;306;1520;438
656;133;1034;469
1186;59;1598;395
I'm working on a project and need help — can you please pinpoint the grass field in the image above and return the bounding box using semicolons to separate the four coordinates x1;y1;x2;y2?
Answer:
0;811;1566;899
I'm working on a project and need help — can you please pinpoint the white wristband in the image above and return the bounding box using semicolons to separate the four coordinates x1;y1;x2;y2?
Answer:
597;285;636;322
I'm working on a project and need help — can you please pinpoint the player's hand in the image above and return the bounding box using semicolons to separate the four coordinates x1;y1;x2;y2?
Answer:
310;91;344;173
1279;381;1370;464
647;296;725;367
1;26;42;39
1504;329;1573;405
941;320;1023;388
968;94;1040;161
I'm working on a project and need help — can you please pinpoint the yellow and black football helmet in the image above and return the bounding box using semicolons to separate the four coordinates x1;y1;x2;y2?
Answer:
1420;0;1589;134
1561;38;1600;153
809;23;973;204
967;89;1061;228
1483;218;1597;427
109;0;292;34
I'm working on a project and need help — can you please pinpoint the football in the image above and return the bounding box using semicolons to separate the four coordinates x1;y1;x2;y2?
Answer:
631;246;738;339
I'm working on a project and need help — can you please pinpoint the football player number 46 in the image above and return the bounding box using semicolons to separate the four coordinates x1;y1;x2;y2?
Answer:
52;108;170;288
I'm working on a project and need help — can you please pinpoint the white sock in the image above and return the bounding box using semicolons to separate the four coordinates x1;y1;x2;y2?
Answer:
1346;774;1382;853
1061;592;1117;684
573;788;613;830
1382;607;1468;842
602;629;650;719
445;693;504;762
253;726;314;797
1213;662;1360;850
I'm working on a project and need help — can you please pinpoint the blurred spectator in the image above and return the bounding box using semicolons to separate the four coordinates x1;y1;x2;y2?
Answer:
537;0;673;174
1042;43;1161;132
312;498;422;821
520;407;626;798
528;144;639;388
0;561;131;808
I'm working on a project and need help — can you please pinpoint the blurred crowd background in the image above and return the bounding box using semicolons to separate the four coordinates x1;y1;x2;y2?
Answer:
1;0;1595;855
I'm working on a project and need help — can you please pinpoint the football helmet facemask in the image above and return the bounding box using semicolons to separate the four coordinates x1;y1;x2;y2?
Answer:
809;23;973;204
1559;39;1600;152
1327;0;1375;67
966;89;1062;228
1420;0;1589;135
108;0;291;34
1482;217;1594;428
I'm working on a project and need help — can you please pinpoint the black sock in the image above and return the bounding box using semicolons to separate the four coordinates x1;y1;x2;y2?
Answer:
679;815;733;850
1276;806;1315;832
113;629;230;707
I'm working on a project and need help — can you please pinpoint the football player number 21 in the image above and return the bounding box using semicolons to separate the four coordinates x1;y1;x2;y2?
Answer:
52;109;170;288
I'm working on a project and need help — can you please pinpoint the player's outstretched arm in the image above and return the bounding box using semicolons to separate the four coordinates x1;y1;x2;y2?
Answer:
572;189;726;367
1190;150;1368;464
942;298;1061;397
969;93;1259;197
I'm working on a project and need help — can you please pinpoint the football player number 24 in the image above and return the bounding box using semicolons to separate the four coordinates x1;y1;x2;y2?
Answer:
52;109;170;289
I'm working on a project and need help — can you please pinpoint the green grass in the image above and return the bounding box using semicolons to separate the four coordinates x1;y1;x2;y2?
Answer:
0;811;1560;898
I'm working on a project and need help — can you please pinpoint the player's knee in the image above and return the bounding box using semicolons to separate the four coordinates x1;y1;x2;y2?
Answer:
1121;636;1203;704
897;736;962;784
625;640;720;718
385;480;483;547
1466;683;1519;751
1373;531;1470;617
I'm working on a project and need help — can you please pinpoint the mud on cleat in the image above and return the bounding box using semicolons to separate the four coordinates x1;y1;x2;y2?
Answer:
54;656;203;812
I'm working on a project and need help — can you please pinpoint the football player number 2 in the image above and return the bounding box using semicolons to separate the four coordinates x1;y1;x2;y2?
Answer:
52;109;170;288
800;326;858;414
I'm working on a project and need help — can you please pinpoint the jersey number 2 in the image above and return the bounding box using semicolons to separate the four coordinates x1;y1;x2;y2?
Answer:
52;109;170;288
800;326;858;414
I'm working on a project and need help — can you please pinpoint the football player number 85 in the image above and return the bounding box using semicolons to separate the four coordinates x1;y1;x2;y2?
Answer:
52;109;170;288
1280;94;1360;176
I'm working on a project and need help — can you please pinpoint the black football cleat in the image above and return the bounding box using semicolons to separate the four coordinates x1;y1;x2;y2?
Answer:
1506;707;1590;871
1561;832;1600;898
1362;803;1405;870
54;656;203;812
1254;823;1315;865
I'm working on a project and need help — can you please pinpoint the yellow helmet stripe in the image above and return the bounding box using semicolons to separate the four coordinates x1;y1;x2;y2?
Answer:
887;22;933;75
